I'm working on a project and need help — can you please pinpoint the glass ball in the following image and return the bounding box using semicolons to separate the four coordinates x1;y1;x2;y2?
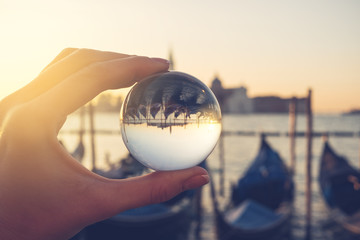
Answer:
120;71;222;171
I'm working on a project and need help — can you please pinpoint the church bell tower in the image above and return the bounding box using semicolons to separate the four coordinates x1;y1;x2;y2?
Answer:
168;49;175;70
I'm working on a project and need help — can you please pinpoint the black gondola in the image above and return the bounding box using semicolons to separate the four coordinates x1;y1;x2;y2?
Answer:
71;138;85;162
82;155;200;240
211;137;294;240
71;106;85;162
319;140;360;234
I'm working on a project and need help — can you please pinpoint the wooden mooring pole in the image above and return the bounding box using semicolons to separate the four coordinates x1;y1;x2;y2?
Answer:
89;102;97;172
305;89;313;240
289;97;297;175
219;132;225;197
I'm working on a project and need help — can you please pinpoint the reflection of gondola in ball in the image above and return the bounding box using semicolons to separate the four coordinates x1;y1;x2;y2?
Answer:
120;71;222;171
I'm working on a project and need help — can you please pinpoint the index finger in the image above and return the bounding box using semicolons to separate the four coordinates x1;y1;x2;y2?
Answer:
0;49;131;126
30;56;169;128
40;48;78;73
19;49;131;103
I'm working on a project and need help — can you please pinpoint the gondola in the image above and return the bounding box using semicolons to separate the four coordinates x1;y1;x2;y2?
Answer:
211;137;294;240
58;137;85;162
83;155;201;240
319;140;360;234
71;138;85;162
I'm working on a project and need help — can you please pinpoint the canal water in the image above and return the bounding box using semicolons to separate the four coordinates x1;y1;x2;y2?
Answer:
60;113;360;240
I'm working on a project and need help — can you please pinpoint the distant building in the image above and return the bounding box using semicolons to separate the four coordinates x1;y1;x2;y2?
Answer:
344;109;360;115
210;76;306;114
167;50;305;114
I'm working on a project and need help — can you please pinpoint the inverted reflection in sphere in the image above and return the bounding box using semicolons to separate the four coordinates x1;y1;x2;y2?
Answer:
120;71;222;171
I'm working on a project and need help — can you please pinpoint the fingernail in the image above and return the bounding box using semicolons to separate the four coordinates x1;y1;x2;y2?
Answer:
183;174;210;190
201;174;210;183
151;57;170;65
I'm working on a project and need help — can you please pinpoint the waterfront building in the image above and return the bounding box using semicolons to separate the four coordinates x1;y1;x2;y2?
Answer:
210;76;306;114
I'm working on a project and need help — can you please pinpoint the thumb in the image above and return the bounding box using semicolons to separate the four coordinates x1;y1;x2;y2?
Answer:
92;166;209;221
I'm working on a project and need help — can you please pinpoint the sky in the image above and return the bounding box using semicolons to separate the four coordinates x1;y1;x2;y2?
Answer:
0;0;359;113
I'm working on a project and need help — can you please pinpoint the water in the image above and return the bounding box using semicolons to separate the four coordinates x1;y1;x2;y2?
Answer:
59;112;360;239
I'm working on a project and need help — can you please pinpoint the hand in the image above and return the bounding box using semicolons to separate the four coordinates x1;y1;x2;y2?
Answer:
0;48;209;240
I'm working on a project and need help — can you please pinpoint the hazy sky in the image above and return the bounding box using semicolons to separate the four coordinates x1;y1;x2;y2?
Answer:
1;0;359;113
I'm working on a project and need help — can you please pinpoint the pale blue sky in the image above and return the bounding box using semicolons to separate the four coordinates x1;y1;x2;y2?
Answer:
1;0;359;112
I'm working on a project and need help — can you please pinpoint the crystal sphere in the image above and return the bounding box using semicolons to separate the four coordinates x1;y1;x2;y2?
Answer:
120;71;222;171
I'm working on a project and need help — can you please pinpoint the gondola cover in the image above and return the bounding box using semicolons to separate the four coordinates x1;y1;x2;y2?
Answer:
319;141;360;215
231;138;294;210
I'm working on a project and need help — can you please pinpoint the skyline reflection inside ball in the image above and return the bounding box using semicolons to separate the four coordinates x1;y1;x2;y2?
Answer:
120;71;222;171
